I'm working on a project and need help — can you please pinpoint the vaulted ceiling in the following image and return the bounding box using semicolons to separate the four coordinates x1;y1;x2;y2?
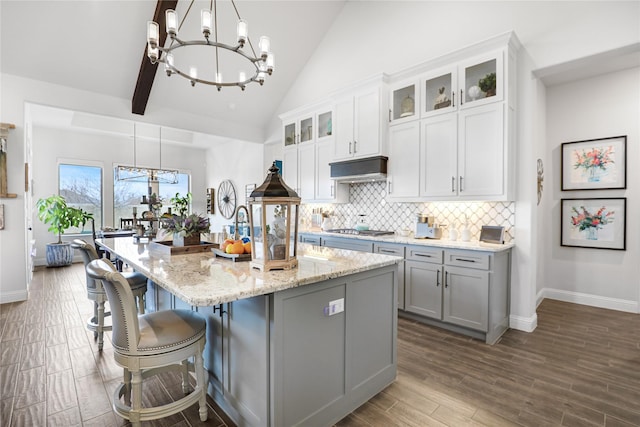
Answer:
1;1;346;142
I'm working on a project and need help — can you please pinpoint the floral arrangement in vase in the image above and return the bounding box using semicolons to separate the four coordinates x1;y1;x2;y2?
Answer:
570;205;614;240
573;146;614;182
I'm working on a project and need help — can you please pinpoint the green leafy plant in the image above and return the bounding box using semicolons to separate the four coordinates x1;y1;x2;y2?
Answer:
478;72;496;94
165;213;209;237
36;195;93;244
170;192;192;217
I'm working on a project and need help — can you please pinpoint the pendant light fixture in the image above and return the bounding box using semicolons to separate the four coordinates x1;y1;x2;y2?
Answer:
116;124;178;184
146;0;274;91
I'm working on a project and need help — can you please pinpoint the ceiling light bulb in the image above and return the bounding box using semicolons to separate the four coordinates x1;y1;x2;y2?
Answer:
147;21;159;48
266;53;275;74
237;19;248;46
259;36;270;59
165;9;177;36
190;67;197;86
165;53;174;75
147;44;159;62
216;72;222;83
201;9;212;38
238;71;246;82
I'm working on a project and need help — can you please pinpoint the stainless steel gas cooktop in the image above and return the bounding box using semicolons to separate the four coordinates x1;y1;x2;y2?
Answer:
325;228;395;236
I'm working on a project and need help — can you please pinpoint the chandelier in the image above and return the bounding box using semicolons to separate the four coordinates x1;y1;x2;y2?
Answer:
116;124;178;184
146;0;274;91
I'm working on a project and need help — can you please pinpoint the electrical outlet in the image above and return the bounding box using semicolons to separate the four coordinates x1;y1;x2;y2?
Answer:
328;298;344;315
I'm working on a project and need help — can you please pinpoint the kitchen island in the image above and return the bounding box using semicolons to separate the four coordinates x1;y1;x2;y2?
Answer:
97;238;401;427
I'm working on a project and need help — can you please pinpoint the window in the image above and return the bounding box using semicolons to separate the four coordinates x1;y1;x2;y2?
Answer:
113;170;190;222
58;163;103;232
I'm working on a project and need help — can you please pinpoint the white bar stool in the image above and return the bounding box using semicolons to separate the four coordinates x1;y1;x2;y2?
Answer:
86;258;208;426
71;239;147;350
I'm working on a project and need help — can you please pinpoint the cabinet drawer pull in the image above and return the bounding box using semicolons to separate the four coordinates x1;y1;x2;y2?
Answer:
455;258;476;263
415;253;433;258
379;249;396;254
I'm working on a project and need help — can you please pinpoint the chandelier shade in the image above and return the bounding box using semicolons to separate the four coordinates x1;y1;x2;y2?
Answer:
146;0;274;91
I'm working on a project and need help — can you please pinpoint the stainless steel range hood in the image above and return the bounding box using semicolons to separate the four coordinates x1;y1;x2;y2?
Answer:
329;156;388;183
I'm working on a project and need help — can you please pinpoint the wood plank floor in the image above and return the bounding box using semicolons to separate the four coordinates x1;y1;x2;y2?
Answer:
2;263;640;426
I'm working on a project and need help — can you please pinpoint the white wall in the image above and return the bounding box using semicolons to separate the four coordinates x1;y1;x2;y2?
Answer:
30;126;207;266
542;67;640;311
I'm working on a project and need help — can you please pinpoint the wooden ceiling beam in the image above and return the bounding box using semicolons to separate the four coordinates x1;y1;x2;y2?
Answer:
131;0;178;115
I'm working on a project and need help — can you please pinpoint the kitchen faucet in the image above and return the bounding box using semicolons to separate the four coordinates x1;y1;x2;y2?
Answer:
234;205;250;240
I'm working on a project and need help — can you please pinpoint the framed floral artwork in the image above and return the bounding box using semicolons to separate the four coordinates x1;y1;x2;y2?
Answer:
561;198;626;250
561;136;626;190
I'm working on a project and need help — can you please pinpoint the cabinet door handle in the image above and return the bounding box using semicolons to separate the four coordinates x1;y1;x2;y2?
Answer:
445;271;449;288
353;140;357;153
451;176;455;192
389;108;392;122
455;258;476;263
436;270;440;287
459;176;464;192
349;141;352;154
415;253;432;258
460;89;464;105
452;91;455;107
330;184;334;197
388;180;392;194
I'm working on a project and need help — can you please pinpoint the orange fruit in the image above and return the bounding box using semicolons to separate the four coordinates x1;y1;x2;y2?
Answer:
221;239;235;252
243;242;252;254
229;241;245;254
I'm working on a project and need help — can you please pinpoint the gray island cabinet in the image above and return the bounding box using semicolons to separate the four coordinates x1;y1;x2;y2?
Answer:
97;238;400;427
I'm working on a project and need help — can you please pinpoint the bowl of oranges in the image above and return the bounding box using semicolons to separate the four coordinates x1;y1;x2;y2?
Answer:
212;237;252;261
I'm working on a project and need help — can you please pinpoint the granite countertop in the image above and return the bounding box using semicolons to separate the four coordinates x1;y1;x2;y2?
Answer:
96;238;401;307
299;229;515;253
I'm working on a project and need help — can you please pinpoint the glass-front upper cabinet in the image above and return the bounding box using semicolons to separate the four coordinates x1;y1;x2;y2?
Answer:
389;79;418;126
458;50;503;108
316;110;333;140
421;50;503;118
422;66;456;118
283;122;296;146
283;113;314;146
299;116;313;144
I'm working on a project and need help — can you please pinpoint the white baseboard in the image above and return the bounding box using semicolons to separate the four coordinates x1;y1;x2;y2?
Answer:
509;313;538;332
539;288;638;313
0;289;28;304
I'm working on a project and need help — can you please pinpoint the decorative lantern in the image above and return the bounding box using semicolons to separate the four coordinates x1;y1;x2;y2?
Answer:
248;162;300;271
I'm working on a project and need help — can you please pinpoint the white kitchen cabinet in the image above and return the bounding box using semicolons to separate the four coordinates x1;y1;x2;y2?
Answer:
282;113;314;147
281;105;348;203
334;84;387;161
282;146;298;194
315;138;349;203
420;102;504;199
387;121;421;201
389;78;419;126
421;50;503;119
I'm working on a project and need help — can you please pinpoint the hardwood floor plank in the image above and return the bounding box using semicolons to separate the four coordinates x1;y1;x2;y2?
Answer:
14;366;46;409
10;400;46;427
46;343;72;374
0;339;21;366
47;369;78;415
0;363;18;399
75;372;114;421
47;406;82;426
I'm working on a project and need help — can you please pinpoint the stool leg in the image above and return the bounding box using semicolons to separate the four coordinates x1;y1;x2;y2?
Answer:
92;301;99;339
181;360;190;394
97;300;105;351
123;368;132;407
130;370;142;427
137;293;145;315
195;343;207;422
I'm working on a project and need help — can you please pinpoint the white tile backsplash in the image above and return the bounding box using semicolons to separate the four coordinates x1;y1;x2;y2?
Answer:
301;181;515;241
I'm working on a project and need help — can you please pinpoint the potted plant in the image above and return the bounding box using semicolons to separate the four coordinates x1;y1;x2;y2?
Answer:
478;72;496;97
170;192;192;217
36;194;93;266
165;213;210;246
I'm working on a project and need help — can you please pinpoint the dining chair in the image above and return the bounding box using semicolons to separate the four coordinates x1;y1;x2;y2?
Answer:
85;258;208;426
71;239;148;351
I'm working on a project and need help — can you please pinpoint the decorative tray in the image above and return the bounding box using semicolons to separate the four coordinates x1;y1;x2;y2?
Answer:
212;248;251;262
149;241;218;255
